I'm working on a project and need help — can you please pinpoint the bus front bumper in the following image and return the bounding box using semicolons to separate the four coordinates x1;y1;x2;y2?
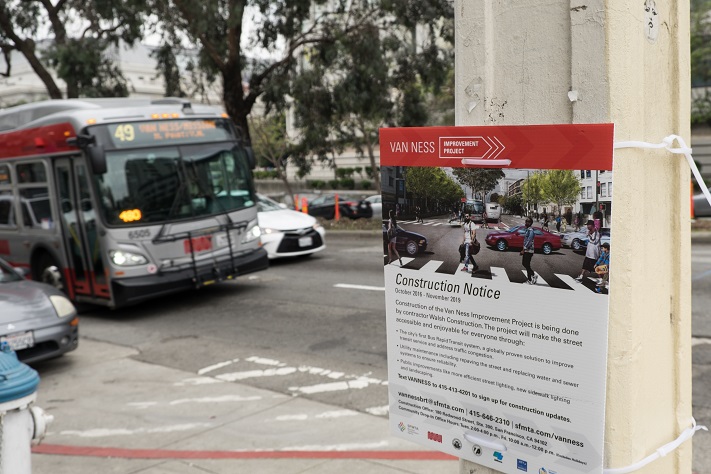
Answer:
110;247;269;308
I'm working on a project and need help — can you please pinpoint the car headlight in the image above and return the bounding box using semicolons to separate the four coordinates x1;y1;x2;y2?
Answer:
50;295;76;318
260;227;276;235
109;249;149;266
242;220;261;244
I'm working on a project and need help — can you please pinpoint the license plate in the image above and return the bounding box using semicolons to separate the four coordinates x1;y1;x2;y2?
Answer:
1;331;34;351
298;236;313;248
215;233;229;248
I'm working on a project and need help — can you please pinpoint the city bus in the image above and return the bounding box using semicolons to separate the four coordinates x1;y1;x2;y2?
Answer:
0;98;268;308
462;199;485;223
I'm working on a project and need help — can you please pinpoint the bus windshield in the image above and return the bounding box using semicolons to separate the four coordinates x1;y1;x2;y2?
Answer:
95;144;255;226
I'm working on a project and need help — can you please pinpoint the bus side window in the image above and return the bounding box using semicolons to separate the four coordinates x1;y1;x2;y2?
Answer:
0;196;14;227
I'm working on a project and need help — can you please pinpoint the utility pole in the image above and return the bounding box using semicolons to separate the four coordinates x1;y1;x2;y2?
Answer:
455;1;691;473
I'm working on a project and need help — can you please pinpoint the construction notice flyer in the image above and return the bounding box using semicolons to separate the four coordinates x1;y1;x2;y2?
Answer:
380;124;614;474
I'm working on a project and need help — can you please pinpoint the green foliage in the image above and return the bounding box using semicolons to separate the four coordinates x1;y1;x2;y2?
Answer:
522;172;545;208
404;167;463;205
339;178;355;189
328;179;340;189
540;170;581;210
692;0;711;123
452;168;505;200
253;170;279;179
336;167;355;179
0;0;147;98
307;180;327;190
360;180;372;190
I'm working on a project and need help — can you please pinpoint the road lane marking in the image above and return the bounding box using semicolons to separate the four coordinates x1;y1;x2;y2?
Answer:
289;376;387;395
216;367;298;382
365;405;390;416
198;358;240;375
56;423;212;438
334;283;385;291
169;395;262;405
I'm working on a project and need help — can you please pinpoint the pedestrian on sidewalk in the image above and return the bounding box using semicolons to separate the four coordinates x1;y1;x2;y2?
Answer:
415;205;423;223
386;210;403;267
520;217;538;284
575;220;601;282
594;242;610;293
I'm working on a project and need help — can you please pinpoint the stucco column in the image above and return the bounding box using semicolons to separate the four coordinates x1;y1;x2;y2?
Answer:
455;1;691;473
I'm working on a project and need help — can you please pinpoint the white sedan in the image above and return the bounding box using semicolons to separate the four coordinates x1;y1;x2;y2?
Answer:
257;194;326;259
365;195;382;219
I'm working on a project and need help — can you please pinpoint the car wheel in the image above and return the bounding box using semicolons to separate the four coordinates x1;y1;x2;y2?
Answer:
572;239;581;251
542;243;552;255
405;239;418;256
496;240;508;251
35;253;64;292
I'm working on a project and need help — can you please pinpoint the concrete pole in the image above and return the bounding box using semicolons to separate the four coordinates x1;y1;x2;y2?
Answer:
455;1;691;473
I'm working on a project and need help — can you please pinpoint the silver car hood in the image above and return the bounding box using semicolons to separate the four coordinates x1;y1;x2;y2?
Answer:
0;280;57;325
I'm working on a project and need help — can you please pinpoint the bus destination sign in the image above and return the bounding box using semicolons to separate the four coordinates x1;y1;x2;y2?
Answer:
105;119;234;148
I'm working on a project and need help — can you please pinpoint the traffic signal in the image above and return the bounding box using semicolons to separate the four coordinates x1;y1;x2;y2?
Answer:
599;203;606;211
596;181;601;195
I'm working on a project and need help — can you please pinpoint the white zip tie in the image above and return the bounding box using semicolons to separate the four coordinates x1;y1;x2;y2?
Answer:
602;418;707;474
614;134;711;210
461;158;512;166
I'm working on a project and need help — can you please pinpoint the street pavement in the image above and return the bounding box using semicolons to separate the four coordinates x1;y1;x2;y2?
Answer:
27;228;711;473
31;338;457;474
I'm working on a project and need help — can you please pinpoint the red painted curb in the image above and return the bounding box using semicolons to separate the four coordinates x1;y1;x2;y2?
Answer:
33;444;458;461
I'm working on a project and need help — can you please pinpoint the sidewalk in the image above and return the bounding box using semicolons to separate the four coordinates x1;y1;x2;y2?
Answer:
30;339;456;474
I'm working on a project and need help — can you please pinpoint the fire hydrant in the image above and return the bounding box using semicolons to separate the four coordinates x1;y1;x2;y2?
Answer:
0;343;53;474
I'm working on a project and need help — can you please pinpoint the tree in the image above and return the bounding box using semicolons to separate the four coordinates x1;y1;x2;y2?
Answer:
249;113;296;199
145;0;382;147
540;170;581;214
287;1;454;189
691;0;711;124
452;168;504;201
521;172;544;213
0;0;147;98
404;167;462;211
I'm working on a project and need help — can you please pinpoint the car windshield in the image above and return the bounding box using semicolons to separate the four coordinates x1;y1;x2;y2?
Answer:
95;144;255;226
0;260;22;283
257;194;284;212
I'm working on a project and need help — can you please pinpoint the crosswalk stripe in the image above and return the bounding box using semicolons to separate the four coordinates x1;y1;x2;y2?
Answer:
419;260;445;272
489;267;510;282
555;274;589;291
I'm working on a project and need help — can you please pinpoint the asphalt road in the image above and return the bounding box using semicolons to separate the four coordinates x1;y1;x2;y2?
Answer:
29;224;711;471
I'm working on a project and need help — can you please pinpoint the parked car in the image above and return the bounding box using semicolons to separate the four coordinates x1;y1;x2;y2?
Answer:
0;257;78;364
694;193;711;218
485;225;562;255
581;228;611;248
382;221;428;256
364;195;383;219
561;228;590;251
257;194;326;259
308;194;373;220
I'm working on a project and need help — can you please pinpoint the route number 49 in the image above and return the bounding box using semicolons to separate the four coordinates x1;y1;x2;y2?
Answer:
114;124;135;142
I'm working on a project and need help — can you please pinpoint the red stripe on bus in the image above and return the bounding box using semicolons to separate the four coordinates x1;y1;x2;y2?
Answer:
0;123;78;159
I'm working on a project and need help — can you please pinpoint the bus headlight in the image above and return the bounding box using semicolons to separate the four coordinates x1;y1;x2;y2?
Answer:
109;249;149;266
241;221;261;244
50;295;76;318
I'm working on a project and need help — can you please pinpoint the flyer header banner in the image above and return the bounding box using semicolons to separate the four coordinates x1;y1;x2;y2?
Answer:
379;124;614;169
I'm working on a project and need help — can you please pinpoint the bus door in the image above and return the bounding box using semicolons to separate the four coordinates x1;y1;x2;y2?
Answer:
55;158;110;301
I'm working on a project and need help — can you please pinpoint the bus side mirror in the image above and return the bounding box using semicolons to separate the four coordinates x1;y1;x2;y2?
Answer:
245;146;256;170
87;145;107;174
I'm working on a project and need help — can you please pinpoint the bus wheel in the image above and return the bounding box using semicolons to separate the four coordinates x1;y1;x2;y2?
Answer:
36;254;64;292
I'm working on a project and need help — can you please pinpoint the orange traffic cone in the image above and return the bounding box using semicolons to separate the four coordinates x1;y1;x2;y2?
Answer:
294;194;300;211
302;197;308;214
334;194;340;220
